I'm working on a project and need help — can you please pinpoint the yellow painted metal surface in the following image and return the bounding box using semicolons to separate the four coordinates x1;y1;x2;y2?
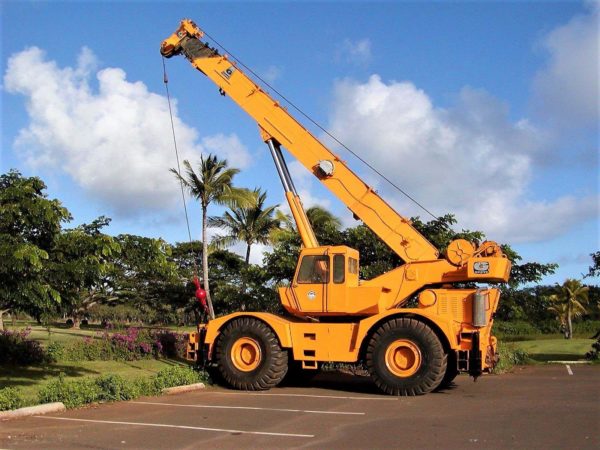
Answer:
200;287;500;366
285;191;318;249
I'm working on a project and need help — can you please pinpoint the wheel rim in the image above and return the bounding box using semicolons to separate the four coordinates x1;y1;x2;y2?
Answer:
384;339;422;377
231;337;262;372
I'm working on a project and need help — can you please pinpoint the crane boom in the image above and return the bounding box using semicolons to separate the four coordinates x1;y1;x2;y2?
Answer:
161;19;439;263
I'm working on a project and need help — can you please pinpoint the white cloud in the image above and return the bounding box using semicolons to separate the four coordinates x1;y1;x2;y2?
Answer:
3;47;251;216
533;3;599;129
201;133;252;170
259;65;282;84
225;241;270;265
327;75;598;243
338;38;372;65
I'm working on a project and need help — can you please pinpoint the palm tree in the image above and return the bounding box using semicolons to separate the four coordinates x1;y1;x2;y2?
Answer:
209;188;281;264
306;206;342;237
547;279;589;339
270;206;342;244
171;155;250;320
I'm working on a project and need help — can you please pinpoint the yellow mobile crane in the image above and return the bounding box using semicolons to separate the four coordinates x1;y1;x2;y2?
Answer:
161;19;511;395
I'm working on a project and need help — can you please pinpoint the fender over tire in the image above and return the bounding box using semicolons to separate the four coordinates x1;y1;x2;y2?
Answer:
366;317;447;396
215;317;288;390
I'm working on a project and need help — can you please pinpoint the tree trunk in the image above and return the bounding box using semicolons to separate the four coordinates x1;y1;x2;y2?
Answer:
202;206;215;320
566;305;573;339
245;244;251;265
0;309;9;331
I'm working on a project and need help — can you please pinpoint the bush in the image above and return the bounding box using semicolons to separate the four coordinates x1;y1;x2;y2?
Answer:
0;328;49;365
46;341;65;362
0;387;25;411
153;365;205;390
96;374;140;401
493;341;530;374
152;330;186;358
585;333;600;361
36;365;204;409
573;320;600;336
38;375;102;408
52;328;188;362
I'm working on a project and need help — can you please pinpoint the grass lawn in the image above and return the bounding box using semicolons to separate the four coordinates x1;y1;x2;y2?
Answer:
2;322;198;407
512;338;593;362
0;359;189;406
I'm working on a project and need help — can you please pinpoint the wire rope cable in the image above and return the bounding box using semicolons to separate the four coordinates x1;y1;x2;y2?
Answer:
162;56;199;275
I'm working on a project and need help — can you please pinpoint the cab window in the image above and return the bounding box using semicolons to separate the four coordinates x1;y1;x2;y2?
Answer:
297;255;329;284
348;257;358;275
333;254;345;284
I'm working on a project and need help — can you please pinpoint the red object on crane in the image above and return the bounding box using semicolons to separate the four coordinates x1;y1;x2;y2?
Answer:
192;276;208;313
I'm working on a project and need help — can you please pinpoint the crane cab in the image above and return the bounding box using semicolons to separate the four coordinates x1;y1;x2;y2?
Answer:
279;246;382;316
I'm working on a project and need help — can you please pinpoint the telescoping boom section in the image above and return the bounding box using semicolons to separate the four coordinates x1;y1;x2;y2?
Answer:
162;19;512;395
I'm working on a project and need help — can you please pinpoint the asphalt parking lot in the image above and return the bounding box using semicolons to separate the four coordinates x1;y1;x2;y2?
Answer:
1;364;598;449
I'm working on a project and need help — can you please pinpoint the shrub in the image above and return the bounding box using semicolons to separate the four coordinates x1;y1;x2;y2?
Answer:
38;375;102;408
46;341;65;362
493;341;530;374
585;333;600;361
573;320;600;336
0;328;49;365
133;376;161;397
0;387;25;411
152;330;186;358
153;365;206;390
52;328;188;362
96;374;140;401
36;365;203;409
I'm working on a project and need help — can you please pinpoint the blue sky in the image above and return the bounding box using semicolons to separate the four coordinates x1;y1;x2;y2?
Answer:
1;1;598;285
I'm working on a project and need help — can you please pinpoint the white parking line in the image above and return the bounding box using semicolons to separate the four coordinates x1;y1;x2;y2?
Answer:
566;365;573;375
211;392;397;401
131;401;364;415
34;416;314;438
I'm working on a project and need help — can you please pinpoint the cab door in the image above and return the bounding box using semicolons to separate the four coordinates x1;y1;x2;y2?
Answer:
292;254;329;313
325;253;348;313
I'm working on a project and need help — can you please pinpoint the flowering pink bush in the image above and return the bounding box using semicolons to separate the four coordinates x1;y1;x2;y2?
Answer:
50;328;187;361
0;327;49;365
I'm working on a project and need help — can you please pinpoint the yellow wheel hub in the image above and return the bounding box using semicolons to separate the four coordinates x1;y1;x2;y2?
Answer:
385;339;422;377
231;337;262;372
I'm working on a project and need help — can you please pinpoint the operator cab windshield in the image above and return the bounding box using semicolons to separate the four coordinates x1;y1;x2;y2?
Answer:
297;255;329;284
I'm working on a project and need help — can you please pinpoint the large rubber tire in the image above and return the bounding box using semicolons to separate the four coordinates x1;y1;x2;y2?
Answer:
438;350;459;390
214;317;288;390
366;317;447;396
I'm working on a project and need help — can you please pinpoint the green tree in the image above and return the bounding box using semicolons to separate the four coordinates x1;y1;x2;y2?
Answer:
586;251;600;279
547;279;590;339
0;170;71;328
50;217;120;328
209;188;281;263
411;213;484;252
171;155;250;319
107;234;179;323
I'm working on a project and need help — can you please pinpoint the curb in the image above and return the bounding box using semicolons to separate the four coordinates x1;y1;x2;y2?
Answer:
162;382;206;395
546;360;592;364
0;402;66;421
